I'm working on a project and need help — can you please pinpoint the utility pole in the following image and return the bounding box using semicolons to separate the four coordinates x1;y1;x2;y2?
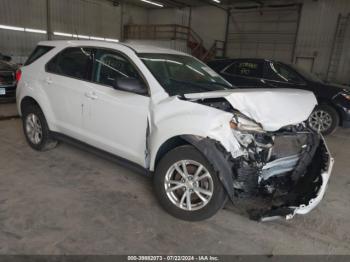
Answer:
223;8;231;57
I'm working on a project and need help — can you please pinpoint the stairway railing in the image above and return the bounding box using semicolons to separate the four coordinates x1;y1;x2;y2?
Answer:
124;24;223;61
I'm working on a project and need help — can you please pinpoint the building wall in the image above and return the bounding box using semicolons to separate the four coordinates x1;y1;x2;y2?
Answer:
226;6;300;63
0;0;47;62
0;0;147;63
50;0;121;39
190;6;226;49
214;0;350;84
146;6;226;49
295;0;350;83
1;0;350;83
147;8;189;26
123;3;148;25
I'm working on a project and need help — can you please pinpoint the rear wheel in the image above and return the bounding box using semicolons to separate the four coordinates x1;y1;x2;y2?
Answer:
22;104;57;151
154;145;227;221
308;104;339;135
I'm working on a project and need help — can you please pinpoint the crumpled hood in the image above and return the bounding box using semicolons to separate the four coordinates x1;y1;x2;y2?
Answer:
184;89;318;131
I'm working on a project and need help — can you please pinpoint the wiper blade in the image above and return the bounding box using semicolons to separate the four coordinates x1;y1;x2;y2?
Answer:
197;81;232;89
169;78;214;91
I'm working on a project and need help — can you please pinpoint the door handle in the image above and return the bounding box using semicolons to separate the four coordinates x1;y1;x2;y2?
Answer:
84;92;98;100
45;77;53;84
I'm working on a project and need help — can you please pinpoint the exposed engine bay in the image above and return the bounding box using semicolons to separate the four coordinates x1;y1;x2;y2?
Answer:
187;97;333;221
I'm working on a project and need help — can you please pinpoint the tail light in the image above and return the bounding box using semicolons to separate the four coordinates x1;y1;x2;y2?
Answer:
15;69;22;82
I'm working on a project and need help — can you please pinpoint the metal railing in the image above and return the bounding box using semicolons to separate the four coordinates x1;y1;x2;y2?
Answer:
124;24;223;61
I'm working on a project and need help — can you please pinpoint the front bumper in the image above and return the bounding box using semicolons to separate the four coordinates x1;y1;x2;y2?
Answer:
258;136;334;222
290;138;334;217
333;95;350;128
339;107;350;128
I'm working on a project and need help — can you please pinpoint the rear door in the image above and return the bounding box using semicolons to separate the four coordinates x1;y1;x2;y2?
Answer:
221;60;265;88
44;47;93;139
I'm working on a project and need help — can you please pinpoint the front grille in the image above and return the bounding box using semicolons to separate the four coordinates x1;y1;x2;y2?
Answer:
0;71;15;85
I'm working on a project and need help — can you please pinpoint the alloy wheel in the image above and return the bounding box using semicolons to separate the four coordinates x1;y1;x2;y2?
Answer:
164;160;214;211
25;113;43;145
309;110;332;133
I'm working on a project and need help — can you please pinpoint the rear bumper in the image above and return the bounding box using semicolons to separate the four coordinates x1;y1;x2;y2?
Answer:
0;84;16;99
258;136;334;221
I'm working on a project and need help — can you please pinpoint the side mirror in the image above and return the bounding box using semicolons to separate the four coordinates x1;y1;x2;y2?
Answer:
113;77;148;95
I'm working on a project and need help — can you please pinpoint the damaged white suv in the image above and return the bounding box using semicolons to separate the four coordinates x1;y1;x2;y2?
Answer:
17;41;334;221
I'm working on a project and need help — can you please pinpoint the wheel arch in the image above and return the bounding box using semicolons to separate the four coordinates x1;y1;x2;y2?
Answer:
151;134;235;202
152;135;190;171
20;96;41;115
19;94;58;132
316;100;342;126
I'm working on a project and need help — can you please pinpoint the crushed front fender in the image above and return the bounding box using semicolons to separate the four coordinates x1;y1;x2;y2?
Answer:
181;135;236;201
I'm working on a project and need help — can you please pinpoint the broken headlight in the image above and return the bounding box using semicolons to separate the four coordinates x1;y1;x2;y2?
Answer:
230;114;264;133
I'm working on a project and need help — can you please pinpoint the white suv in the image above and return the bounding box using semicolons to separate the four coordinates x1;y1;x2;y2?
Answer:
16;40;334;221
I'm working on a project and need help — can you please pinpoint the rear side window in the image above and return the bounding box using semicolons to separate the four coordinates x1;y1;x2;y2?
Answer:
46;47;93;81
25;45;54;66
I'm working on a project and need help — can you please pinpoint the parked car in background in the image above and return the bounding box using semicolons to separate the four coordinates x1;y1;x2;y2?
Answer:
208;58;350;135
0;59;19;100
16;41;333;221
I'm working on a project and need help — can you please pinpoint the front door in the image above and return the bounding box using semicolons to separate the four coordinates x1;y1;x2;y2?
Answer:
83;48;150;167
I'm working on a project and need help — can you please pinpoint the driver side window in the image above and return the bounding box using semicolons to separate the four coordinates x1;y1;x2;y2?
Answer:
93;49;142;87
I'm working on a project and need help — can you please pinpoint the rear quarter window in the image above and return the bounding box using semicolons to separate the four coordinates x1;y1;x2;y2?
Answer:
46;47;93;81
24;45;54;66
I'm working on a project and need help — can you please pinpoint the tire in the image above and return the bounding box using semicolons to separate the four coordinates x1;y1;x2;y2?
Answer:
308;104;339;135
22;104;58;151
154;145;227;221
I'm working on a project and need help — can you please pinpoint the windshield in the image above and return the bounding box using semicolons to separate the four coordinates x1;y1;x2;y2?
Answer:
139;53;232;96
0;61;16;71
289;64;323;83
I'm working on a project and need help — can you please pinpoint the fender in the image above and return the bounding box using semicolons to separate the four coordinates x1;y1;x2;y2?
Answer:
148;96;242;171
181;135;235;202
17;70;59;132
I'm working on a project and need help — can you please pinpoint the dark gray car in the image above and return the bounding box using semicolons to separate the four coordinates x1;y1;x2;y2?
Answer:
0;60;18;100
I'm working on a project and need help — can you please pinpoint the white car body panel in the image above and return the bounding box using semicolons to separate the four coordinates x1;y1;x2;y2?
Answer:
148;96;243;170
185;89;318;132
16;40;332;220
43;72;89;139
82;81;150;166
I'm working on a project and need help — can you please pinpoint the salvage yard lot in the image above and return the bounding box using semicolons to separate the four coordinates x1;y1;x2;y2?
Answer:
0;118;349;255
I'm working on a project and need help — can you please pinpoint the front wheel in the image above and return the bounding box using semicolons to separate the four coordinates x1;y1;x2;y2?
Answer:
308;104;339;135
154;145;227;221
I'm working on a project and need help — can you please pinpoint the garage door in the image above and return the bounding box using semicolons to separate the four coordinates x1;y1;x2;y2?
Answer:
226;5;301;63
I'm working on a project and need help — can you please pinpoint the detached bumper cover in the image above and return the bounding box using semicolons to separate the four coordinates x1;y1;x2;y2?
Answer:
292;138;334;216
257;136;334;222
